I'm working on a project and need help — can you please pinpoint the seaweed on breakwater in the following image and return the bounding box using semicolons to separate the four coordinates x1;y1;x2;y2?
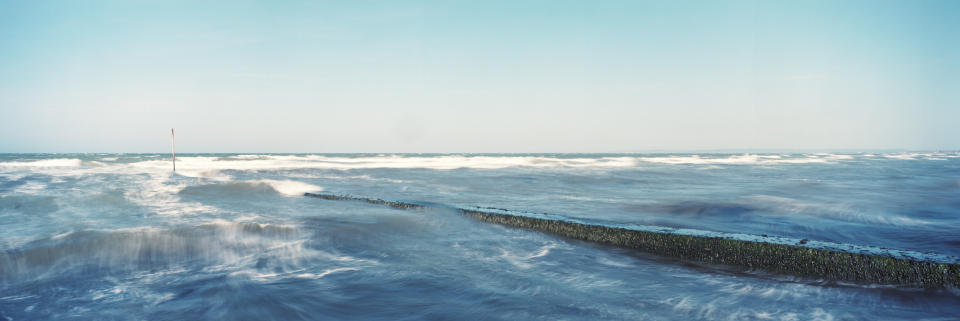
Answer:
303;192;960;288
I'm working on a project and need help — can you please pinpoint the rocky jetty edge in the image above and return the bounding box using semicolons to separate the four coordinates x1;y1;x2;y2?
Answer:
304;192;960;288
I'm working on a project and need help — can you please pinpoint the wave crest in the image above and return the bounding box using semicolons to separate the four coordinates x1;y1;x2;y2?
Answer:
177;180;322;197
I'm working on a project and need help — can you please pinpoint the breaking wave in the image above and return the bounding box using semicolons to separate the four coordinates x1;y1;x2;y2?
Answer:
0;159;82;168
177;180;322;197
130;155;640;171
0;221;303;282
637;154;833;165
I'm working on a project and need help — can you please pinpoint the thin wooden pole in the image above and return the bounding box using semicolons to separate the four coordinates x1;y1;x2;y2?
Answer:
171;128;176;172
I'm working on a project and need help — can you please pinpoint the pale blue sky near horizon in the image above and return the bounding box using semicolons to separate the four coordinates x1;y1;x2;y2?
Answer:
0;0;957;153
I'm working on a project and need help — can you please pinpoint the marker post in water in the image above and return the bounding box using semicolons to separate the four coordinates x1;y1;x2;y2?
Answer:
171;128;176;172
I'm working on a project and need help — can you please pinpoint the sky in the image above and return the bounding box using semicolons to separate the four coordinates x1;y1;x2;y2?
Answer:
0;0;957;153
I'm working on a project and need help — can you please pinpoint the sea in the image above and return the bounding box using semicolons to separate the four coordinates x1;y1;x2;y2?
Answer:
1;153;959;320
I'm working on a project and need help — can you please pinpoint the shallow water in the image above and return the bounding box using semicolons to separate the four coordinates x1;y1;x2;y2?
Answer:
1;153;959;320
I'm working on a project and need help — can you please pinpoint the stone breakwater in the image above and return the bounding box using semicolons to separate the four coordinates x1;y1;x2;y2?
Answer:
304;192;960;288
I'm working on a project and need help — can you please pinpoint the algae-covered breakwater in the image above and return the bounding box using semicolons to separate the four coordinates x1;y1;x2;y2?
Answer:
303;192;960;288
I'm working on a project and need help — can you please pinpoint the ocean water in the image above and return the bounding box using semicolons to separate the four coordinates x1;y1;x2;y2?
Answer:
1;153;959;320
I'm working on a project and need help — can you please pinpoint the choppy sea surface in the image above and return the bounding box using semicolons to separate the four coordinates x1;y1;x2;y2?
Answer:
1;153;959;320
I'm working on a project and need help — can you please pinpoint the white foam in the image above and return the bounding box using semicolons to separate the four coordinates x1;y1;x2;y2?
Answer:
559;195;597;201
124;155;639;171
637;154;834;165
665;296;696;311
500;243;557;269
12;181;46;195
884;153;919;160
176;169;232;181
111;153;889;172
0;159;82;168
124;172;220;217
809;308;835;321
4;153;912;178
229;155;267;159
0;294;38;302
84;161;108;167
295;267;360;279
177;180;323;197
882;152;960;161
237;266;361;281
824;154;854;160
49;231;73;240
258;180;323;196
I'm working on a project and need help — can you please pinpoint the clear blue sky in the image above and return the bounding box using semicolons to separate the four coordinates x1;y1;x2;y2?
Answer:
1;0;957;153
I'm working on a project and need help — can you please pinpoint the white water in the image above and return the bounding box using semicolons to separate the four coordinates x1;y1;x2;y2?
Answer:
1;153;959;320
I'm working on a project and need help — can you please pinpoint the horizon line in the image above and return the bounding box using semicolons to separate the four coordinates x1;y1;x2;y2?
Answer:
2;149;958;155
